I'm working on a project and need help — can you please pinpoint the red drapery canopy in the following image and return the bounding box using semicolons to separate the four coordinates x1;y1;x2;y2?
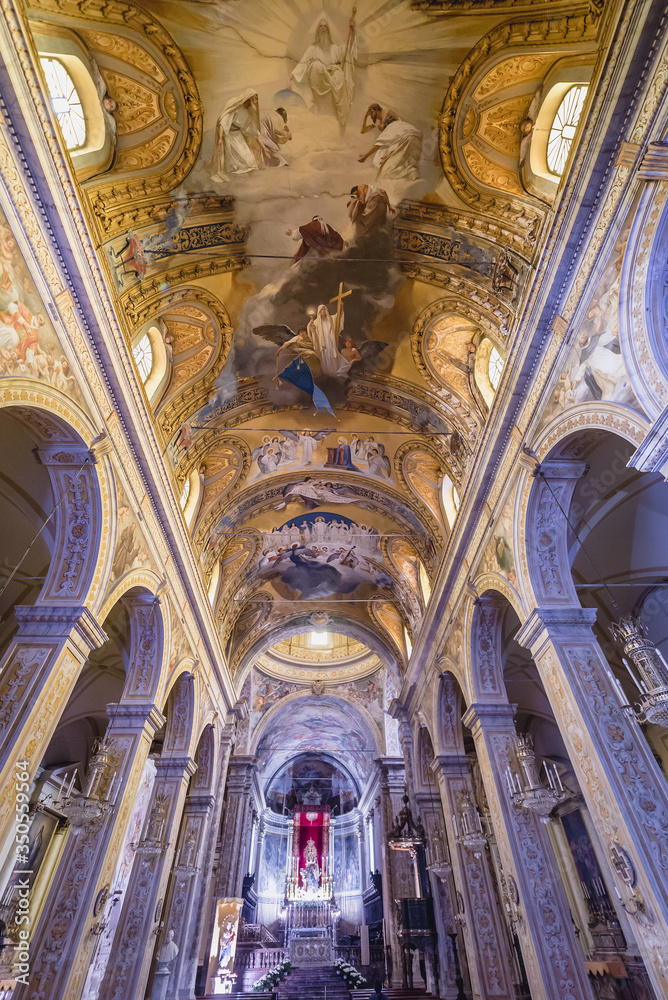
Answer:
292;806;330;891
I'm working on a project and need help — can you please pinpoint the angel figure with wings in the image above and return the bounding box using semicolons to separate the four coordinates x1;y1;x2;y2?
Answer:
279;429;332;467
255;318;387;381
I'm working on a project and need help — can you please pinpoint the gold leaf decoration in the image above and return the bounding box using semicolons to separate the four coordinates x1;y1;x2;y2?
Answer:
101;69;162;136
113;127;177;172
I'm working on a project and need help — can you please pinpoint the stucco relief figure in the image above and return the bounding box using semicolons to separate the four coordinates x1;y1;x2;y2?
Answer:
211;89;265;182
289;14;357;126
359;104;422;181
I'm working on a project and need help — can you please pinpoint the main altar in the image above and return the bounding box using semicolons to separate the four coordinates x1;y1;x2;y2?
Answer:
285;803;337;966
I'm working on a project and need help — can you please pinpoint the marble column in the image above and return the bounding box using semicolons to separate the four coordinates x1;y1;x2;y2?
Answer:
0;605;107;845
214;755;258;899
517;607;668;996
99;753;197;1000
432;754;515;999
376;757;408;986
166;725;235;1000
14;701;165;1000
462;703;594;1000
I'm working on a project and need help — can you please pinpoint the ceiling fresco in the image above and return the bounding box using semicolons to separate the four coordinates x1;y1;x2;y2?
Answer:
43;0;595;685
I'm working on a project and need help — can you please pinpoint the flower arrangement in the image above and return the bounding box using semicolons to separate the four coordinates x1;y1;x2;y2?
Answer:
253;958;292;991
333;959;367;988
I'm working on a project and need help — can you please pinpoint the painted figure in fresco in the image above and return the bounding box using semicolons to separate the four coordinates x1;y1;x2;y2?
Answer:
217;918;236;971
113;230;148;284
275;327;319;367
333;436;360;471
286;216;346;264
278;429;332;467
112;522;141;579
347;184;394;237
211;89;265;182
359;104;422;181
260;107;292;167
312;304;352;377
289;14;357;127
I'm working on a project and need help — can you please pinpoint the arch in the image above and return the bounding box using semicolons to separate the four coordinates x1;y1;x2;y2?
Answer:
96;566;166;623
619;182;668;422
516;404;650;610
249;689;383;761
116;586;169;705
161;655;199;712
163;670;196;756
191;722;217;793
436;669;467;756
34;25;112;177
412;295;505;420
415;722;437;790
467;589;512;704
233;614;401;692
0;392;112;611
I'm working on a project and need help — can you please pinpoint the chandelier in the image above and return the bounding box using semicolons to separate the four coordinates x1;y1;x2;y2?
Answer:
505;735;567;823
610;617;668;726
452;792;486;858
55;739;117;831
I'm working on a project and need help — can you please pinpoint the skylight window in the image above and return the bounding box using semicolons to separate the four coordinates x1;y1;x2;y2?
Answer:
309;631;328;646
133;334;153;383
488;346;504;390
40;57;86;150
547;85;588;176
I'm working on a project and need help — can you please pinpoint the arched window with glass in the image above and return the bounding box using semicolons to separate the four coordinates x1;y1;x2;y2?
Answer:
40;57;87;150
547;85;588;176
132;334;154;384
488;346;504;390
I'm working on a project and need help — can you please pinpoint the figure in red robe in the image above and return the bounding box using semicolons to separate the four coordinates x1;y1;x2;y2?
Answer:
286;216;346;264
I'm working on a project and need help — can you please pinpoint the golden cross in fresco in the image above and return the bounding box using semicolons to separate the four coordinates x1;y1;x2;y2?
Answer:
329;281;352;340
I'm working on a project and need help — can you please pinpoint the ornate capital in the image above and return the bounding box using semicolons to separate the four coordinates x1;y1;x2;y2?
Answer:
37;445;96;467
462;702;515;735
106;702;166;736
15;604;107;650
535;459;589;480
516;606;597;650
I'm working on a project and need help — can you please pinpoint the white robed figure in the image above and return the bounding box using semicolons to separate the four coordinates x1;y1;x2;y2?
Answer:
360;105;422;181
210;88;264;182
290;13;357;126
310;303;351;377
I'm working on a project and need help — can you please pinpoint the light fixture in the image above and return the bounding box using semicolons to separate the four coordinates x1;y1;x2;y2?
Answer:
55;739;117;832
505;734;567;823
452;792;486;858
609;617;668;726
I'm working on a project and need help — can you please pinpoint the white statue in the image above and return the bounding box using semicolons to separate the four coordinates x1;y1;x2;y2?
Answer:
157;929;179;968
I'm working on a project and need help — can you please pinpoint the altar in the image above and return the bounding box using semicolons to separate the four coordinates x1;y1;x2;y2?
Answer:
285;804;337;965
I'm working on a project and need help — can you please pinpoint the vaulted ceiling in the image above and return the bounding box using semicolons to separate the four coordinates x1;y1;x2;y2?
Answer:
33;0;600;688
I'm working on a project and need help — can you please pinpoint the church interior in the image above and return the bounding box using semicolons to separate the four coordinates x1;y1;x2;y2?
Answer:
0;0;667;998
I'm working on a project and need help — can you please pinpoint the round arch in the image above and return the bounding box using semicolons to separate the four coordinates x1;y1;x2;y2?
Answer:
0;389;114;612
249;689;384;765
